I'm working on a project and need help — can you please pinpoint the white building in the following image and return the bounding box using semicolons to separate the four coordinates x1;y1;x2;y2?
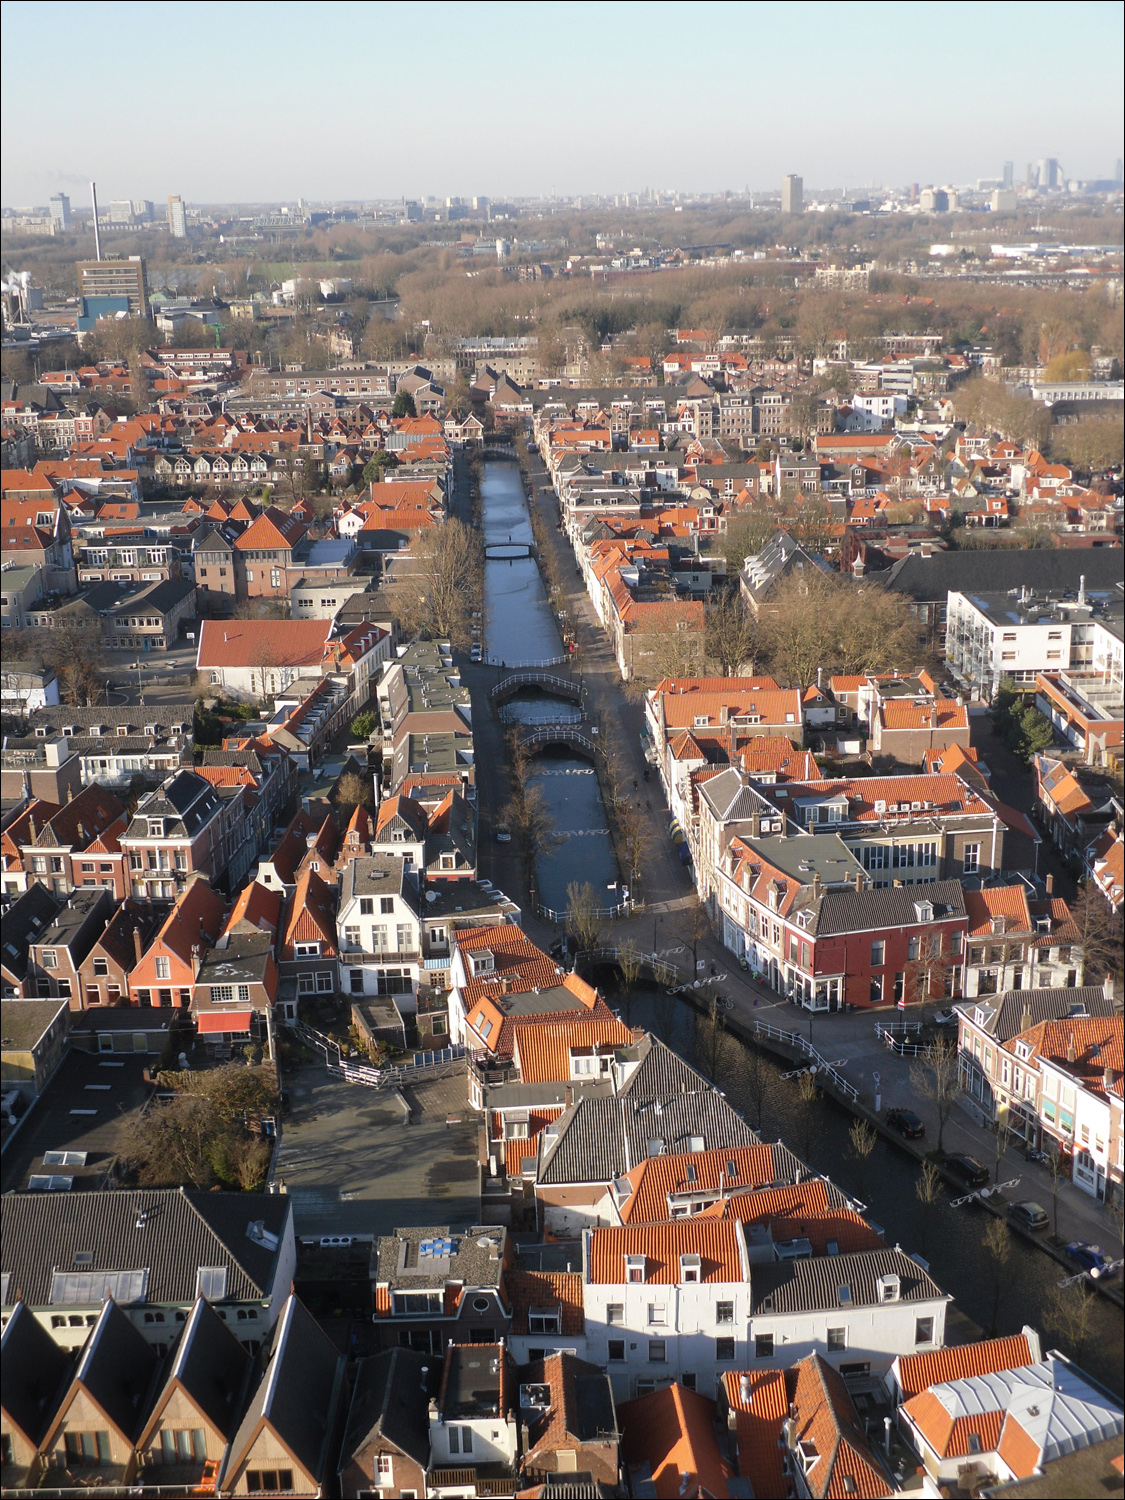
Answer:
583;1221;751;1399
747;1248;950;1382
336;854;422;1009
945;585;1122;697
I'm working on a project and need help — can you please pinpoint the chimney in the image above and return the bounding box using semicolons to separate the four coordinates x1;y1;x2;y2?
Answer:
133;926;143;964
854;870;863;892
66;785;74;803
1104;1067;1115;1092
1066;1034;1077;1065
930;707;938;729
1045;873;1054;895
1020;1005;1032;1033
564;1084;574;1107
1104;974;1115;1001
811;872;822;901
28;814;38;842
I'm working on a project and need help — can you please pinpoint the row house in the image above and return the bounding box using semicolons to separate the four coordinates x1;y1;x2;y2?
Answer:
25;887;117;1004
370;1226;510;1357
192;882;283;1055
120;770;228;902
77;531;183;586
337;855;423;1007
954;980;1117;1142
128;877;226;1008
1034;754;1122;867
713;831;966;1009
0;1186;295;1353
761;773;1015;884
278;866;339;1016
233;505;308;599
23;703;192;791
7;785;129;899
1022;1016;1123;1204
962;885;1080;997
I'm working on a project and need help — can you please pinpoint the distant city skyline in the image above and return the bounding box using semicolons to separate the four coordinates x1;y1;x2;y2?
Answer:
1;0;1121;207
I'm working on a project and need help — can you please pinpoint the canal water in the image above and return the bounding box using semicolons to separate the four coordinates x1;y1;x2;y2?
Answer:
481;460;559;667
480;460;620;914
612;983;1124;1397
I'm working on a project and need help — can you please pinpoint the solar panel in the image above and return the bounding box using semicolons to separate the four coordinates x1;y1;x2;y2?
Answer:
43;1151;89;1167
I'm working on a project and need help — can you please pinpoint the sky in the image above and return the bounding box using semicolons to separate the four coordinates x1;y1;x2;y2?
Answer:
1;0;1122;207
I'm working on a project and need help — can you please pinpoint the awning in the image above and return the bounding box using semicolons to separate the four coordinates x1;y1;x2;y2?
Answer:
196;1011;254;1035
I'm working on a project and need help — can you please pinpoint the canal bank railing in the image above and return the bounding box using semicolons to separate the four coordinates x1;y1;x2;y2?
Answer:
874;1021;928;1057
534;897;636;923
752;1020;860;1104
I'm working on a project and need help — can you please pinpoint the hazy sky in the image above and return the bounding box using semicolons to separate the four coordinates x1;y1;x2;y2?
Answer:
2;0;1122;207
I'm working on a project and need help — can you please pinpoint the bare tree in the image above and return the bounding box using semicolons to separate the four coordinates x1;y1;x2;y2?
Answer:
991;1109;1014;1185
982;1216;1012;1336
849;1118;877;1202
1043;1279;1098;1363
388;518;483;651
793;1068;819;1163
705;593;761;677
696;989;728;1087
1068;882;1123;987
566;881;604;954
1045;1147;1070;1243
336;770;374;809
909;1037;963;1154
742;1042;770;1134
914;1158;942;1256
616;940;644;1028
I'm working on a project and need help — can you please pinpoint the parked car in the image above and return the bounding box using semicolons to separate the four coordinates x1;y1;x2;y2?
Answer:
886;1108;926;1139
1065;1241;1117;1279
495;823;512;843
470;644;483;662
933;1008;959;1028
943;1154;989;1188
1008;1201;1050;1232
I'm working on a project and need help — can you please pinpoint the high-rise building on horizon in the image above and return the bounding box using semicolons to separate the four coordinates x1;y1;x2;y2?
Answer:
1038;157;1061;190
167;195;187;239
781;174;803;215
48;193;71;231
1002;161;1014;189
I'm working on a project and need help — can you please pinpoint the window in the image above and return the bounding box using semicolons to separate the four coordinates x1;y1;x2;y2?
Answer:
158;1429;206;1464
647;1303;666;1325
826;1327;846;1351
715;1337;735;1361
716;1301;734;1325
607;1303;624;1325
870;941;885;967
246;1473;294;1495
907;935;920;962
448;1426;473;1455
608;1339;626;1361
359;897;374;915
380;897;394;914
376;1454;394;1485
41;950;58;970
915;1317;935;1345
93;957;108;977
755;1334;774;1359
648;1339;667;1363
962;844;980;875
154;956;171;980
65;1432;111;1466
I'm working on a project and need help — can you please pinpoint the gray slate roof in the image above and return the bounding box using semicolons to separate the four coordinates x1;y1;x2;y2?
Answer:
162;1296;253;1439
228;1295;343;1485
0;1301;74;1444
883;548;1125;603
814;880;965;937
0;887;65;982
0;1188;291;1308
340;1347;432;1469
751;1247;947;1316
70;1298;162;1441
960;985;1117;1042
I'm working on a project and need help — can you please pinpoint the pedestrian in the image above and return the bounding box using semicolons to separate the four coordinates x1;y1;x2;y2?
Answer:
633;778;639;790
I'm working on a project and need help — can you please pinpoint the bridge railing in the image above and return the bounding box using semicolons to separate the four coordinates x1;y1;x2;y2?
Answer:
534;897;637;923
482;654;570;668
488;671;582;703
752;1021;860;1103
581;946;680;987
521;727;600;756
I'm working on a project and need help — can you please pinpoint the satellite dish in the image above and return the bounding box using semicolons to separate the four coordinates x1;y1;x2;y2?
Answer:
425;890;437;902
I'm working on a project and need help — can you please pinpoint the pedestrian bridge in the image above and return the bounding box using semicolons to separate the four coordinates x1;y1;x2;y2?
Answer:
485;542;534;559
489;670;584;707
518;721;601;761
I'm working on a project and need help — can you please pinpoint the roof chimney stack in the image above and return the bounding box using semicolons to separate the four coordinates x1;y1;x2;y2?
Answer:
1045;873;1054;896
133;925;144;964
1104;974;1115;1001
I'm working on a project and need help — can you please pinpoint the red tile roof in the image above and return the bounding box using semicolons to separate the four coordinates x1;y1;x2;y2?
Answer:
618;1383;733;1500
721;1370;788;1499
892;1335;1035;1400
588;1221;744;1284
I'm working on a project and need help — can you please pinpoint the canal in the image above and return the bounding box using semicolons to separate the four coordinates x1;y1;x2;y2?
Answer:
611;983;1124;1397
480;460;619;915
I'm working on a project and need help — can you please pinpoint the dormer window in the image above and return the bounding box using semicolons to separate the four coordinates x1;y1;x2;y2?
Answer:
148;819;163;839
626;1254;646;1284
877;1274;900;1303
680;1253;701;1283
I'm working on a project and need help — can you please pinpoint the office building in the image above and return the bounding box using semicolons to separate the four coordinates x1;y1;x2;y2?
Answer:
167;194;187;238
76;257;149;316
1038;158;1060;190
919;187;950;213
781;174;803;215
1002;161;1013;189
48;193;71;231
